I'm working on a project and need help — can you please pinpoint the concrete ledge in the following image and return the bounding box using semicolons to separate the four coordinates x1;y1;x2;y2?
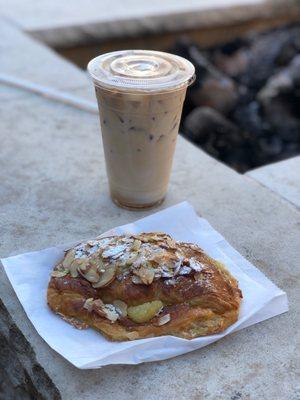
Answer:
0;20;299;400
1;0;299;47
247;157;300;209
0;19;91;94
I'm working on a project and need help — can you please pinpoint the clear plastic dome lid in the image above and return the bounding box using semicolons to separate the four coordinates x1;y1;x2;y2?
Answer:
87;50;195;92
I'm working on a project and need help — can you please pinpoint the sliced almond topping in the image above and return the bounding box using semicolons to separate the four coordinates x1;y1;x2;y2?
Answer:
77;257;89;271
134;266;155;285
113;300;128;317
83;298;94;312
68;263;79;278
131;275;143;285
102;244;127;259
57;233;208;291
132;239;141;251
101;304;119;322
189;258;204;272
90;299;105;317
92;264;116;288
62;250;75;269
93;299;104;308
174;261;182;276
179;266;192;275
70;265;79;278
164;278;177;285
158;313;171;326
161;266;174;278
64;247;72;252
132;256;147;269
96;257;106;273
139;237;149;243
87;240;98;246
79;265;100;283
89;299;119;322
51;269;69;278
121;236;134;243
125;251;139;265
166;238;177;249
189;244;203;252
150;234;165;241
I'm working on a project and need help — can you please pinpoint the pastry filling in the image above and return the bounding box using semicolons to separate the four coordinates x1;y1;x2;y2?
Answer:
83;298;165;324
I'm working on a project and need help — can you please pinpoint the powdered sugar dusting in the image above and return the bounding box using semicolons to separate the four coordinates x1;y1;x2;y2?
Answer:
102;244;128;259
189;258;204;272
61;233;207;286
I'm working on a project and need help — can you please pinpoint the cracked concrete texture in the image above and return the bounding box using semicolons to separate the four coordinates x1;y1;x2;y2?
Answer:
0;19;300;400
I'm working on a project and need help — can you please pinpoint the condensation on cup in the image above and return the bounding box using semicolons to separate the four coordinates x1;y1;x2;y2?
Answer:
88;50;195;210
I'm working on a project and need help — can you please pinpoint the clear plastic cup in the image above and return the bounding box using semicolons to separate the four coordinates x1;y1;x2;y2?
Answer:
88;50;195;210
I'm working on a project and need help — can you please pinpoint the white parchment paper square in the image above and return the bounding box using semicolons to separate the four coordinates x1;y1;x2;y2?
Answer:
1;202;288;368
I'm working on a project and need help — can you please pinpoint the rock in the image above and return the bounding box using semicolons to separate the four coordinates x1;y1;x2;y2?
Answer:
240;25;300;90
171;38;239;114
212;48;250;79
183;107;252;171
275;25;300;66
258;55;299;99
184;107;240;144
190;74;239;115
215;37;249;56
258;136;283;157
233;101;267;137
257;55;300;141
289;53;300;84
189;45;239;114
282;141;300;159
211;38;251;79
221;148;252;173
174;27;300;172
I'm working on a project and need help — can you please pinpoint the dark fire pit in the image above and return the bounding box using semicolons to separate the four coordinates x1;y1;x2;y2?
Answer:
170;24;300;172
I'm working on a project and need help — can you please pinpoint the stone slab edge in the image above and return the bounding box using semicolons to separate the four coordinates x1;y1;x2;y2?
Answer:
29;0;300;48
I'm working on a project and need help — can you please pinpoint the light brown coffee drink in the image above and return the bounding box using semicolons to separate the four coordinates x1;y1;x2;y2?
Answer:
88;50;195;209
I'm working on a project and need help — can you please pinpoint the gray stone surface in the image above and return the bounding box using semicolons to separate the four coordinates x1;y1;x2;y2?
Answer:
0;21;300;400
0;19;90;94
0;0;262;31
247;157;300;209
1;0;299;47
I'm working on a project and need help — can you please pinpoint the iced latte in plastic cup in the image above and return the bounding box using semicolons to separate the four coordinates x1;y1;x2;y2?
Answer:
88;50;195;209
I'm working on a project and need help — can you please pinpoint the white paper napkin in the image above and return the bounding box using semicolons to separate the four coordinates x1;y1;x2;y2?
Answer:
1;202;288;368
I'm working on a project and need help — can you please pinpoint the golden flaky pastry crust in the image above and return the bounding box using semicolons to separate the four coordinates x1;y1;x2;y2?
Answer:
47;232;242;340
